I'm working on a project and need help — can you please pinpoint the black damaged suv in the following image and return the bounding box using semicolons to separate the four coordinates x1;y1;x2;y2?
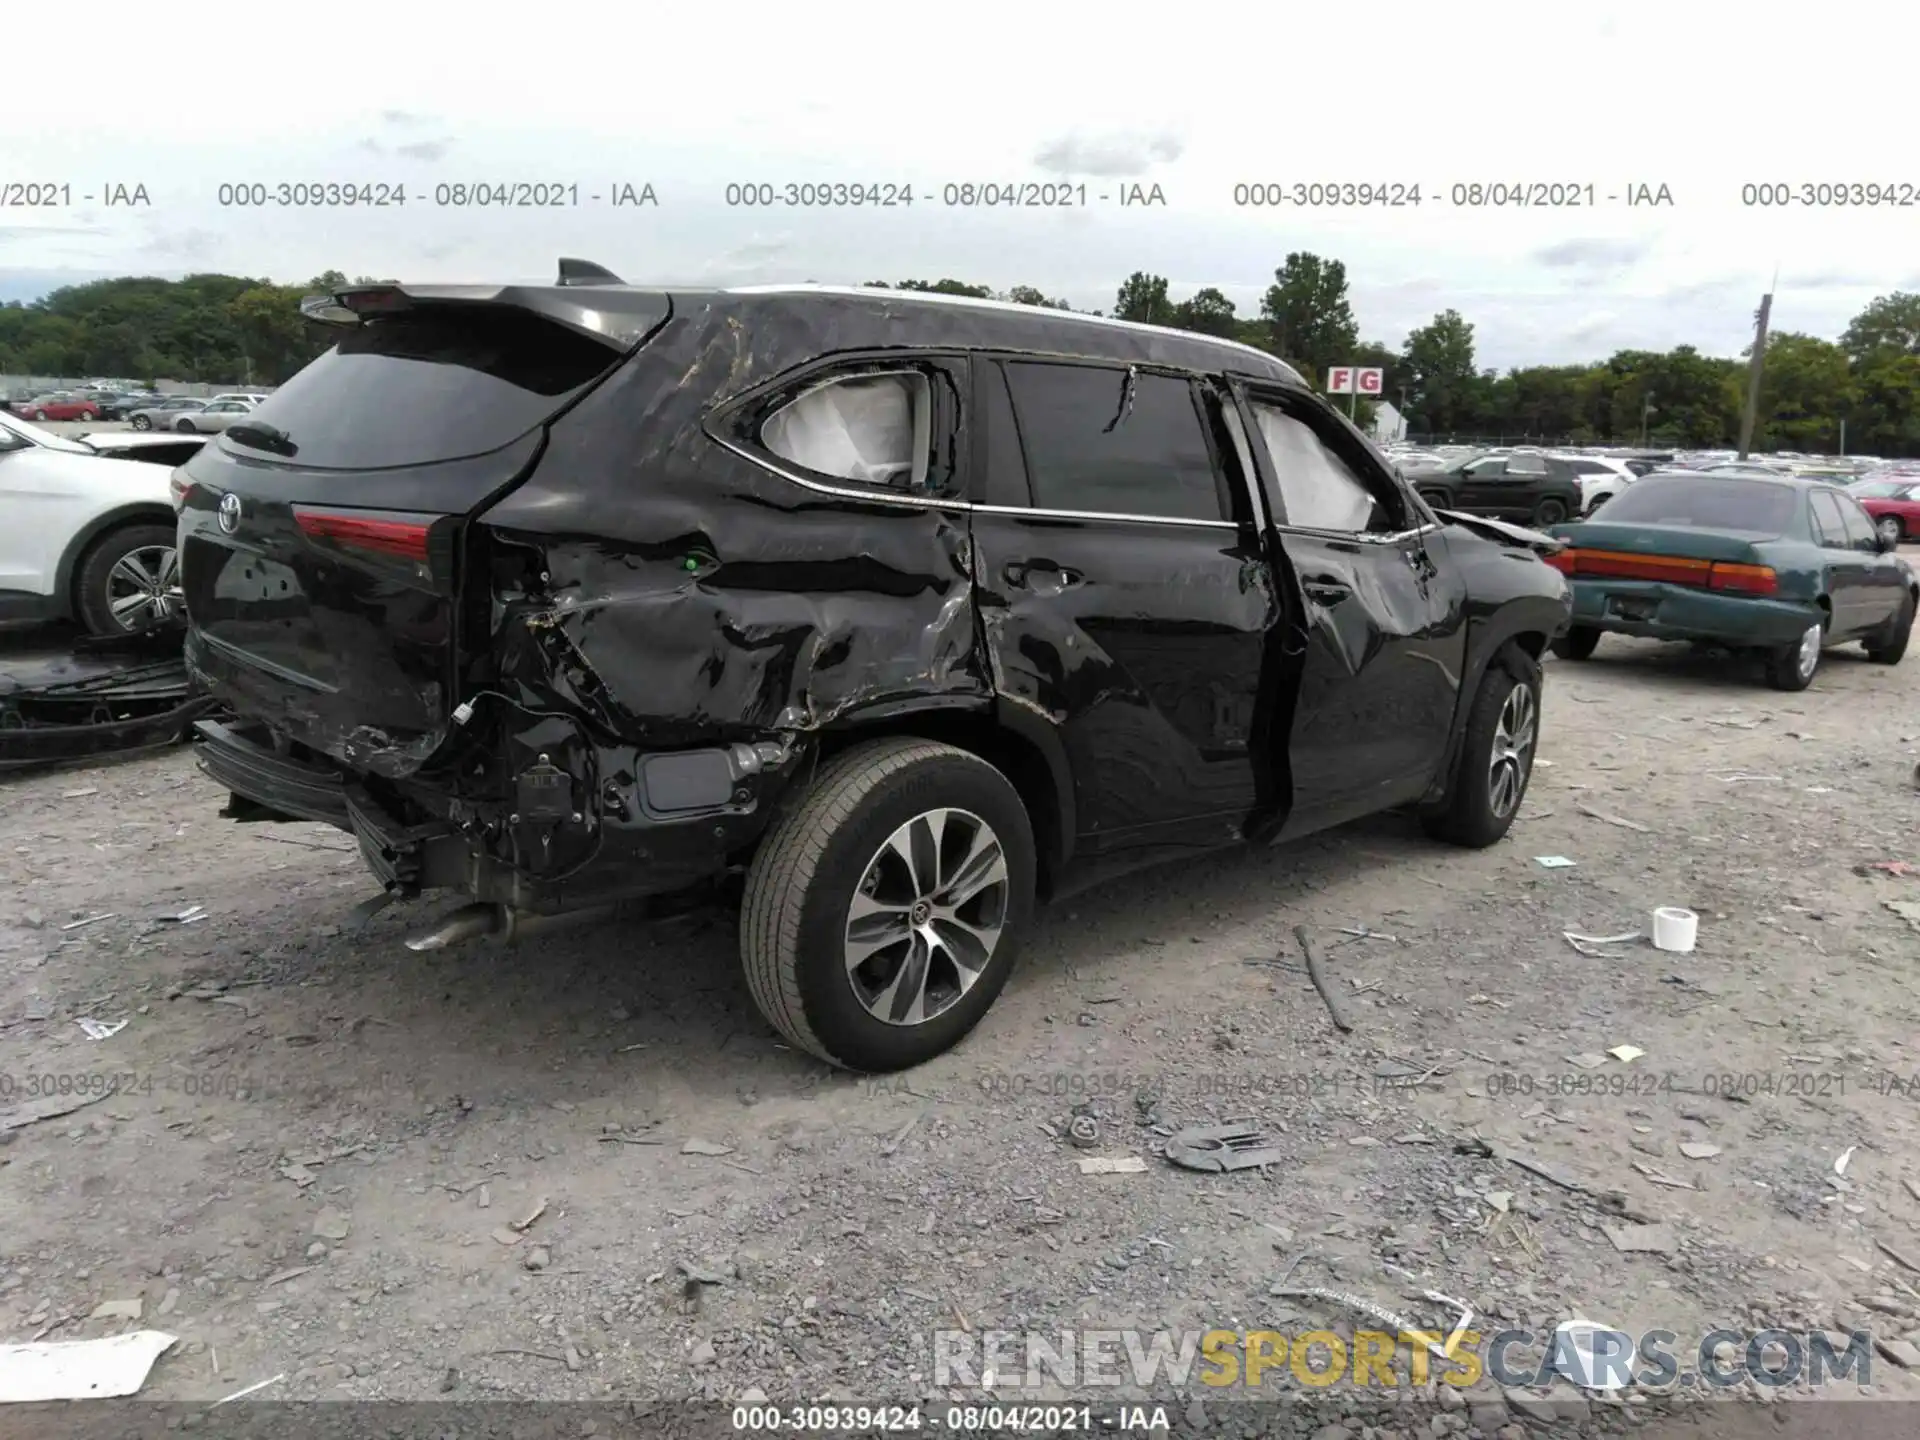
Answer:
177;261;1571;1072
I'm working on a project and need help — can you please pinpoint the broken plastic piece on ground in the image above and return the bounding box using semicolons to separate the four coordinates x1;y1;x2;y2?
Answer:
75;1018;126;1041
1835;1146;1857;1177
1887;899;1920;931
1165;1124;1288;1172
1534;855;1577;869
1553;1319;1636;1390
1563;929;1642;958
1607;1045;1645;1063
1076;1155;1146;1175
1651;907;1697;953
1857;861;1920;878
0;1329;176;1403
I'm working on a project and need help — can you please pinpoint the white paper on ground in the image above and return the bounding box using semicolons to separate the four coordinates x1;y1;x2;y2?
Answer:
0;1330;176;1403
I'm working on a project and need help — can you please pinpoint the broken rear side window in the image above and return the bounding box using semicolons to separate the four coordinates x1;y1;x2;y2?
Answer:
244;307;621;471
760;372;933;491
1003;363;1226;522
1250;402;1381;533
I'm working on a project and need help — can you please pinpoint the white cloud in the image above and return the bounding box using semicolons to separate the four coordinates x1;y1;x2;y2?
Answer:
0;0;1911;370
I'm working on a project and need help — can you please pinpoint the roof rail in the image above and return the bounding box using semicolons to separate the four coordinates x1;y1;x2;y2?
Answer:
557;258;624;287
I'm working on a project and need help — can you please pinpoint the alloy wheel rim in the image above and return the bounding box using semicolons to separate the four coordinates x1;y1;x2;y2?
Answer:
1796;623;1822;679
1487;682;1537;819
844;807;1009;1027
107;545;180;630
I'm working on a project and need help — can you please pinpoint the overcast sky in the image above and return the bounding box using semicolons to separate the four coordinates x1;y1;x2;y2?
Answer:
4;0;1915;372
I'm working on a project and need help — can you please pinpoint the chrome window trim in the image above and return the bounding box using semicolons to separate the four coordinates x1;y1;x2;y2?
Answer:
1272;522;1441;544
713;436;1242;531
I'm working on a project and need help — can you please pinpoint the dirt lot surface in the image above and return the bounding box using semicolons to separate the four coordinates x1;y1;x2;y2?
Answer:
6;633;1920;1435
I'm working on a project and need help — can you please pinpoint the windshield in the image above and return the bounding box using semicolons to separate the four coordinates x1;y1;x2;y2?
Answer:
0;409;94;454
1853;480;1915;499
1591;476;1798;533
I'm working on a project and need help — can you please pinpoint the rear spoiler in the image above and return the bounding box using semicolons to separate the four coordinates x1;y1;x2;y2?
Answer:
298;258;669;348
1431;509;1566;556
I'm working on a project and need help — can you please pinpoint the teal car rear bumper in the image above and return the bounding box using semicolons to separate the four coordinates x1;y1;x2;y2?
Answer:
1569;578;1819;647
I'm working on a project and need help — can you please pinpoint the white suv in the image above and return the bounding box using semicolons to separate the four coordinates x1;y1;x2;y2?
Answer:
0;410;208;634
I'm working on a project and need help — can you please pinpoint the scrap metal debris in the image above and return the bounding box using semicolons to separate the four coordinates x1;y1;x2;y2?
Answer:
1165;1123;1287;1172
0;627;217;771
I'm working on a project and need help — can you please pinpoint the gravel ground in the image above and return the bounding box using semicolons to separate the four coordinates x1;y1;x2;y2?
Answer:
6;629;1920;1435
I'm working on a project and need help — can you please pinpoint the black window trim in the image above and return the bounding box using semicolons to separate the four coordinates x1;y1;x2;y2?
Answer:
1229;380;1435;543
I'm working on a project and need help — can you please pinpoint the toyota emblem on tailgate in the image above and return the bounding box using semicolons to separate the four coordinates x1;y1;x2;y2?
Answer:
217;492;241;534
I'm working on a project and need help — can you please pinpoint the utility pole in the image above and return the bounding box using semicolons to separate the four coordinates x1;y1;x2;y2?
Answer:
1640;394;1652;446
1737;291;1773;459
1839;417;1847;457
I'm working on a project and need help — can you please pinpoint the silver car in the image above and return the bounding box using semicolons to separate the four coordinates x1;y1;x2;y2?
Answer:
174;399;260;433
126;397;210;431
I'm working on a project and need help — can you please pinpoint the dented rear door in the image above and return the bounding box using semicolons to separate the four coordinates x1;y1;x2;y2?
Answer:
968;357;1276;862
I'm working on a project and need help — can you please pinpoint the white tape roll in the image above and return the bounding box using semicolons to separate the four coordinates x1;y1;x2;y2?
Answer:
1652;906;1698;953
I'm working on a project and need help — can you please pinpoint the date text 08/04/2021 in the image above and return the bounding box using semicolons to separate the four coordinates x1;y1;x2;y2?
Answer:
728;1403;1149;1432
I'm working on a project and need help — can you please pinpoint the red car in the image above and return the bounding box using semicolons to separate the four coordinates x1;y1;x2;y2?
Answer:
1854;478;1920;547
12;391;101;421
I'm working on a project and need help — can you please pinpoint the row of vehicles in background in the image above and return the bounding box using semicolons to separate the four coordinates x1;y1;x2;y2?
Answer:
5;386;270;426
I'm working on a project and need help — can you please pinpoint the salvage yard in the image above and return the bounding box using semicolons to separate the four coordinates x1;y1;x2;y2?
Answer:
4;637;1920;1426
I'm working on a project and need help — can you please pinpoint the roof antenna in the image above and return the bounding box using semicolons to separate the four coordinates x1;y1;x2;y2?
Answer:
556;257;624;287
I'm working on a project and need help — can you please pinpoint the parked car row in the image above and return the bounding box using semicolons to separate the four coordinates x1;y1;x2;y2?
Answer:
6;387;270;424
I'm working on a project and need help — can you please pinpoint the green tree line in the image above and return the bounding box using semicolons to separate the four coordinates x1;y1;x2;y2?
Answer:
7;265;1920;455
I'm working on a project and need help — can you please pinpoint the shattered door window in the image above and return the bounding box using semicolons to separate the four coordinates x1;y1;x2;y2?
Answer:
1251;404;1380;532
761;372;932;490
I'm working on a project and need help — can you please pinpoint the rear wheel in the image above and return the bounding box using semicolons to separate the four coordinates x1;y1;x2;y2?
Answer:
130;413;152;430
1420;643;1542;848
740;737;1037;1072
174;417;197;433
74;523;180;635
29;409;45;421
1551;625;1601;661
1531;496;1570;526
1865;590;1915;664
1765;619;1825;691
1419;489;1450;510
1877;515;1905;548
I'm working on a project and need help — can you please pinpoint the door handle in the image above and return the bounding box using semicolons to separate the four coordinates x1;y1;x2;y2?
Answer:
1004;561;1082;592
1302;576;1351;605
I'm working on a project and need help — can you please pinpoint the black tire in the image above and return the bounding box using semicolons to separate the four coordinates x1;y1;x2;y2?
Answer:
74;522;179;636
1532;496;1571;526
1865;590;1916;665
1419;490;1451;510
1550;625;1601;661
130;413;152;430
1764;618;1826;691
174;417;197;433
1420;643;1542;849
740;737;1037;1072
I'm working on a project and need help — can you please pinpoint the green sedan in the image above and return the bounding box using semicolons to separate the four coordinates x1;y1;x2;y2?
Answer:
1542;471;1917;691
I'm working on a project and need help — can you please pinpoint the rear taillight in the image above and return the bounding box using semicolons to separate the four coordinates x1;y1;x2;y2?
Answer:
1707;562;1778;595
294;507;432;563
169;473;195;511
1564;548;1713;586
1544;548;1575;574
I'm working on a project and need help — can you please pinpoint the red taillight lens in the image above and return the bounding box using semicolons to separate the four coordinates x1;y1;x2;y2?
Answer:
1544;548;1576;574
293;507;432;563
169;474;195;511
1707;562;1778;595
